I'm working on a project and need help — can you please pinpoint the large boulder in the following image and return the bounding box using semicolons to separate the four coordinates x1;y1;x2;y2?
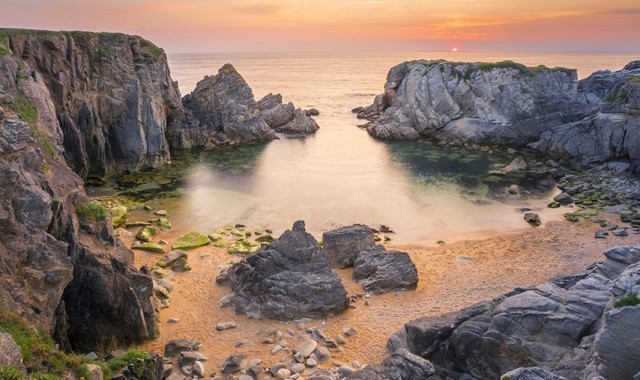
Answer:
361;60;580;146
353;246;418;294
322;225;375;268
347;349;436;380
0;333;26;373
225;221;349;320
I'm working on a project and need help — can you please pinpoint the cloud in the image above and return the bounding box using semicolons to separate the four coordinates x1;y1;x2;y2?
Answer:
603;8;640;15
231;3;284;16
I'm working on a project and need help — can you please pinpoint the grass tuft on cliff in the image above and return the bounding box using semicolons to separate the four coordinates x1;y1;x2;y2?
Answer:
76;202;108;222
139;38;163;62
613;293;640;308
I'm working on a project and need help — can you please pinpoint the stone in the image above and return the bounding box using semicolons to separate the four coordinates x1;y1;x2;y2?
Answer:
554;192;574;205
164;339;201;357
157;250;188;268
315;346;331;362
596;230;609;239
342;327;357;337
110;206;128;228
613;229;629;237
507;184;520;195
171;257;191;272
226;221;349;320
502;157;528;173
136;225;158;242
86;364;104;380
336;335;347;345
322;225;375;268
353;245;418;294
217;321;237;331
193;361;205;378
291;363;306;374
85;352;99;361
172;232;210;250
276;368;291;380
294;339;319;358
131;242;166;253
307;358;317;367
221;353;248;373
168;318;179;323
502;367;569;380
338;365;355;378
0;333;26;373
270;362;288;376
227;239;260;255
525;212;542;226
155;210;169;216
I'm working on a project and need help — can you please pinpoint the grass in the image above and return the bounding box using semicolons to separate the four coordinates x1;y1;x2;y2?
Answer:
139;38;163;62
606;90;630;103
105;350;153;378
0;366;26;380
75;202;108;222
12;96;57;158
629;76;640;84
613;293;640;308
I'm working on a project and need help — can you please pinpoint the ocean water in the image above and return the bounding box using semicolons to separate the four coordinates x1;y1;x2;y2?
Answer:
104;52;638;243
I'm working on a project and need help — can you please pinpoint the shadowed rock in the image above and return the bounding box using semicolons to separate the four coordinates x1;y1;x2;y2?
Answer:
347;349;436;380
353;246;418;294
322;225;375;268
226;221;349;320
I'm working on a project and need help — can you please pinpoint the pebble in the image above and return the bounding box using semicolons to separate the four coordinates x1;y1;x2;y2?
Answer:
276;368;291;380
235;339;248;348
365;300;371;306
338;365;355;377
613;229;629;237
336;335;347;345
271;344;284;355
294;339;318;357
294;352;304;363
342;327;357;337
270;362;287;376
306;358;317;367
168;318;179;324
193;361;205;378
353;360;362;369
595;230;609;239
291;363;306;374
315;346;331;362
324;340;338;348
216;321;237;331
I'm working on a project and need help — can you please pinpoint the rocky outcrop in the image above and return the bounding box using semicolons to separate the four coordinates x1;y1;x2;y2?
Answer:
181;65;318;147
360;60;579;145
0;30;183;179
347;348;436;380
0;50;157;352
532;62;640;173
322;225;375;269
0;333;26;373
375;245;640;380
353;245;418;294
224;221;349;320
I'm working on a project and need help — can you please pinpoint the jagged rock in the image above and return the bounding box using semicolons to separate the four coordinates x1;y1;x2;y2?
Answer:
164;339;201;358
273;108;319;134
0;333;26;373
353;246;418;294
362;60;579;145
502;367;568;380
347;349;436;380
221;353;248;373
225;221;349;320
322;225;375;268
182;64;277;143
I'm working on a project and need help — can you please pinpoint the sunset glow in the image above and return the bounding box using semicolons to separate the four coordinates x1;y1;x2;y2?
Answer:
0;0;638;53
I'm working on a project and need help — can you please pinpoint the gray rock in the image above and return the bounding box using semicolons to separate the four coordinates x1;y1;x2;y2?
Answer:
554;192;574;204
86;364;104;380
291;363;306;374
338;365;355;378
502;367;569;380
0;333;26;373
193;360;205;378
353;245;418;294
158;250;188;268
221;353;248;373
276;368;291;380
315;346;331;362
216;321;237;331
347;349;436;380
164;339;201;358
294;339;319;358
525;212;541;226
612;229;629;237
322;225;375;268
226;221;349;320
596;230;609;239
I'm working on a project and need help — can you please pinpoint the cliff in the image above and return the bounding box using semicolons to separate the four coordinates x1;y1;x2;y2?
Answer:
359;60;581;144
0;29;184;179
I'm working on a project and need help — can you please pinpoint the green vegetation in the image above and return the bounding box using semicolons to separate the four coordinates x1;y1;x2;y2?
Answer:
139;38;163;62
11;96;57;158
613;293;640;308
31;374;65;380
105;349;151;379
0;366;25;380
97;44;112;59
605;90;630;103
630;76;640;84
76;202;108;222
15;62;29;84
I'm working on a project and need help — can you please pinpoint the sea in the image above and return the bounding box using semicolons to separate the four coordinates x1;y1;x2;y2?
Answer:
109;52;639;244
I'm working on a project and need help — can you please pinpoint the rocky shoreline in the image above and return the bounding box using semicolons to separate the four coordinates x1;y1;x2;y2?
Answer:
2;28;640;380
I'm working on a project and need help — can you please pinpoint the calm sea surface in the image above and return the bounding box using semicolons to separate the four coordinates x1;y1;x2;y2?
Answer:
97;52;638;243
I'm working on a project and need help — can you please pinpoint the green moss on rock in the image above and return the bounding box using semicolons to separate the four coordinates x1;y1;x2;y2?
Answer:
227;239;260;255
76;202;108;222
172;232;210;250
109;205;128;228
131;242;165;253
613;293;640;308
135;226;158;242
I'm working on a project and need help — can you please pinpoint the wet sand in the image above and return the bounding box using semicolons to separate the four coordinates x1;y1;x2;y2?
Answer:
128;214;640;374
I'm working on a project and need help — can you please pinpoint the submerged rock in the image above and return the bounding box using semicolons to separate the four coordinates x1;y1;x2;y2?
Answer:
353;246;419;294
225;221;349;320
172;232;210;250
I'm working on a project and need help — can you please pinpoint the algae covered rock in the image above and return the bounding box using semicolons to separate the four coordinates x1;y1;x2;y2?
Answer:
132;242;166;253
227;239;260;255
136;226;158;242
172;232;210;250
110;205;128;228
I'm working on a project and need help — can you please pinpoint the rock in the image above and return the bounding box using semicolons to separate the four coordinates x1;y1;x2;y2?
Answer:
291;363;306;374
221;353;248;374
294;339;319;358
155;210;169;216
322;225;375;268
86;364;104;380
502;156;528;173
501;367;568;380
613;229;629;237
180;351;208;366
217;321;237;331
362;60;579;145
306;358;317;367
342;327;357;337
524;212;542;226
338;365;355;378
554;192;574;205
110;206;128;228
276;368;291;380
353;245;418;294
226;221;349;320
336;335;347;345
508;184;520;195
307;108;320;116
596;230;609;239
270;362;288;376
171;257;191;272
256;93;319;134
347;349;436;380
131;242;166;253
157;250;188;268
0;333;26;373
136;225;158;242
227;239;260;255
85;352;99;361
315;346;331;362
168;318;179;323
193;361;205;378
164;339;201;358
172;232;210;250
157;217;172;231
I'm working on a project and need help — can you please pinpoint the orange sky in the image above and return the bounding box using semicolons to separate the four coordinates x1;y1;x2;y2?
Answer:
0;0;638;52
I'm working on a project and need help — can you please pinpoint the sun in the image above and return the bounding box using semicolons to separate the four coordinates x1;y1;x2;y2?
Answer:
451;47;459;52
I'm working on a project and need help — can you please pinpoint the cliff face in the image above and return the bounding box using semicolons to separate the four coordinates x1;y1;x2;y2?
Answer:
0;31;159;353
360;60;580;145
532;61;640;172
1;30;183;179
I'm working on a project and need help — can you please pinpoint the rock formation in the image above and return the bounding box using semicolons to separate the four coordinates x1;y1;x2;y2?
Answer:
224;221;349;320
0;31;159;353
322;224;375;268
180;64;318;148
532;61;640;173
367;245;640;380
353;245;419;294
360;60;580;145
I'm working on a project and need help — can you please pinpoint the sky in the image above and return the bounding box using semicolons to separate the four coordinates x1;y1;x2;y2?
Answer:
0;0;638;53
